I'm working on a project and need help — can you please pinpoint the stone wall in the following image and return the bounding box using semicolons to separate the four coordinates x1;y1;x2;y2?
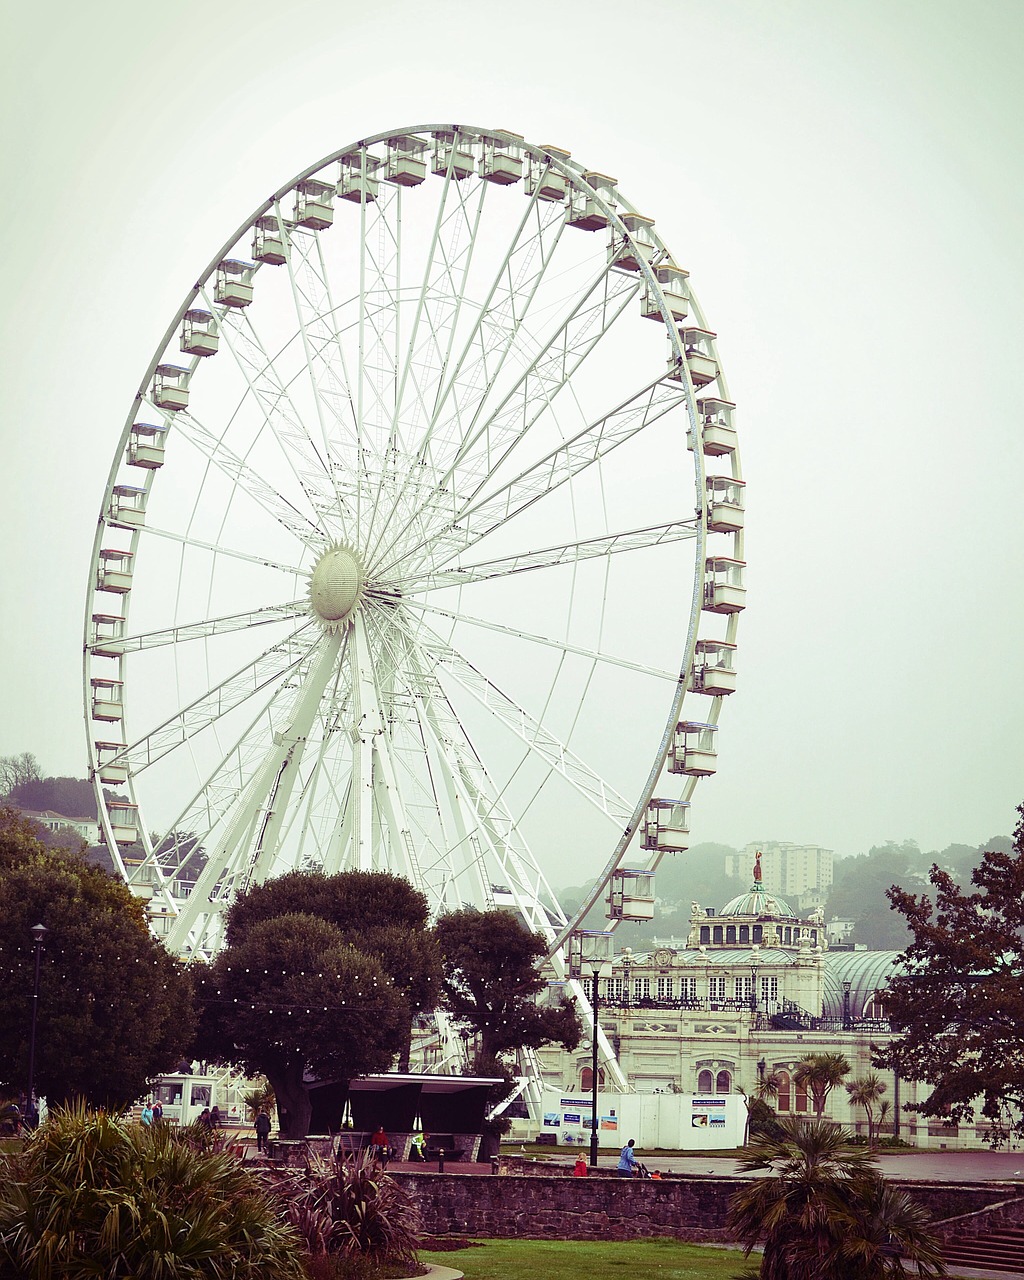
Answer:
390;1171;1021;1244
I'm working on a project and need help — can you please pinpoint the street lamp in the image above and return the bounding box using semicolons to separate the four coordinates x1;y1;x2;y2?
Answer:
27;923;48;1127
842;979;852;1032
588;962;601;1169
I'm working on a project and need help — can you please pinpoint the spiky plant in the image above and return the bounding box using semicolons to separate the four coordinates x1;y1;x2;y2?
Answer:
727;1116;945;1280
0;1101;305;1280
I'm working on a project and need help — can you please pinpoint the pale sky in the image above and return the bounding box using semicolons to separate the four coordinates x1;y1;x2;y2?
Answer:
2;0;1022;879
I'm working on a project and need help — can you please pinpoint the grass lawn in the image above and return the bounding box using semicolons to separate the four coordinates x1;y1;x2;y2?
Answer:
420;1238;753;1279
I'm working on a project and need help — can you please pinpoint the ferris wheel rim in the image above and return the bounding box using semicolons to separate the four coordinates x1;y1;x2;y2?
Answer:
83;122;742;968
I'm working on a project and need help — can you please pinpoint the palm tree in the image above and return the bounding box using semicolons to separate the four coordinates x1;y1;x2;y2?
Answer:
846;1072;888;1148
727;1116;946;1279
794;1052;851;1119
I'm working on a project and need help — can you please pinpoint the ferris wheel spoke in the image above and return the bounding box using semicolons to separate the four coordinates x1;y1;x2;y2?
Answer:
425;376;688;572
397;518;699;592
138;524;307;578
152;404;326;548
373;264;640;578
199;275;347;527
396;609;632;829
394;623;565;935
95;601;308;656
400;597;676;683
116;622;319;777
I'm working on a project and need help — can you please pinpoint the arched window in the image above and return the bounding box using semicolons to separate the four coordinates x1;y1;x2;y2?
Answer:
580;1066;605;1092
715;1070;731;1095
697;1069;713;1094
776;1070;791;1112
795;1076;808;1112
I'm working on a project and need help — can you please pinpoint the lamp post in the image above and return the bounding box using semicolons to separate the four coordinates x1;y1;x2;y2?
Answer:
589;962;601;1169
842;979;852;1032
27;923;48;1127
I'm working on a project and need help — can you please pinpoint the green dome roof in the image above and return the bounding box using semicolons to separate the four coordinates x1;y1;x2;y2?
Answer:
719;882;796;918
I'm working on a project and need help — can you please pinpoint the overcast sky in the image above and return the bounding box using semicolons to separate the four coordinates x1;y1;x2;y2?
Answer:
2;0;1021;877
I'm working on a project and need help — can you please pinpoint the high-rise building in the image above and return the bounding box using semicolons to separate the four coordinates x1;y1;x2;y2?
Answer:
725;841;834;909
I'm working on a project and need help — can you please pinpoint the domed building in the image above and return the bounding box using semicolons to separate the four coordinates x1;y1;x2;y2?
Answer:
535;863;985;1147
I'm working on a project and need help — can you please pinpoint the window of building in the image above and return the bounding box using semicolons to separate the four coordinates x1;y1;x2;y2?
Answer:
726;925;736;944
699;925;710;944
734;975;752;1002
697;1069;714;1093
810;929;818;946
709;976;727;1002
716;1070;731;1094
633;977;650;1003
680;976;697;1002
784;927;792;944
656;976;674;1001
760;976;779;1005
580;1066;605;1091
795;1077;808;1112
712;925;723;944
739;925;749;943
608;978;624;1003
752;925;762;943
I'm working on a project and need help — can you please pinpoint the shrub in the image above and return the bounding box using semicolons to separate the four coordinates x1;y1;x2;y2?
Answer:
0;1102;305;1279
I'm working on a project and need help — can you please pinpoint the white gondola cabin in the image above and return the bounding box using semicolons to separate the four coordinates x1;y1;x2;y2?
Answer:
337;153;380;203
107;485;146;530
479;134;524;185
180;309;218;357
294;178;335;228
252;216;287;265
642;264;690;323
153;364;190;411
94;741;129;785
706;475;745;533
107;800;139;845
432;131;475;180
128;424;167;469
690;640;737;696
669;328;718;387
691;398;737;457
96;548;133;593
526;145;571;202
384;135;428;186
608;869;656;921
91;678;124;722
670;721;718;776
568;170;616;230
567;929;615;979
610;213;656;271
90;614;125;658
214;260;255;308
703;556;746;614
641;799;691;852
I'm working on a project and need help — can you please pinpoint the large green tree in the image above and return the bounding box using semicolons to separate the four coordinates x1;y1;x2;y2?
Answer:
0;807;194;1109
874;802;1024;1147
433;907;580;1059
194;913;408;1138
223;869;440;1069
728;1117;945;1280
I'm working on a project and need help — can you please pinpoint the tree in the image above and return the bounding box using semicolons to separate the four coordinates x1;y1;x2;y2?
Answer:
433;907;581;1059
846;1072;887;1148
0;1103;305;1279
0;808;195;1109
223;869;441;1070
793;1053;851;1119
0;753;41;799
194;913;408;1138
874;802;1024;1148
728;1117;945;1280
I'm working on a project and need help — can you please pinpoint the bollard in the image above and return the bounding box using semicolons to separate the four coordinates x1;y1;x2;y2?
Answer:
437;1147;445;1173
490;1155;500;1174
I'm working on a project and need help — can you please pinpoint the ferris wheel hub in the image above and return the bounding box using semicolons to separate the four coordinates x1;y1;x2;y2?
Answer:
309;544;364;630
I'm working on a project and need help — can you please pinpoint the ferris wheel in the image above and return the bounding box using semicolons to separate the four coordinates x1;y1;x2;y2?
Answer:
84;125;744;993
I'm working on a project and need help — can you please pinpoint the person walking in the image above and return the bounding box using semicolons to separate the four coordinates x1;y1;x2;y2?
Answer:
140;1103;154;1127
409;1129;426;1161
254;1108;272;1154
616;1138;638;1177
